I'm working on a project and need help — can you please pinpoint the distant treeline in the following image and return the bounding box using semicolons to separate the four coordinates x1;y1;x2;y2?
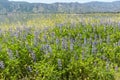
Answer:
0;0;120;14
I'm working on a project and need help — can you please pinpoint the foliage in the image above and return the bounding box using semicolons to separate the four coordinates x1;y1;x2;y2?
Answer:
0;14;120;80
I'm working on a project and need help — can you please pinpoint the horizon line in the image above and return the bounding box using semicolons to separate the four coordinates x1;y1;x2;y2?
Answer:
8;0;119;4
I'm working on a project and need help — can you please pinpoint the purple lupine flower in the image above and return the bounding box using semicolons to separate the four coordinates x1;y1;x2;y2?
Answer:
45;50;48;55
58;23;64;28
43;27;48;32
12;31;19;38
92;25;95;32
46;44;52;54
84;37;87;45
7;49;13;59
79;34;82;40
70;42;74;51
106;35;110;44
0;61;5;69
118;22;120;26
16;50;19;58
0;29;1;32
101;55;107;61
113;42;117;47
58;59;62;70
41;44;47;54
91;41;97;54
118;40;120;46
0;29;2;36
92;46;97;54
8;28;13;33
57;23;64;33
27;66;32;72
34;32;38;39
43;34;47;42
23;34;27;40
48;45;52;53
33;38;37;46
91;23;95;28
118;22;120;30
82;43;85;48
70;38;74;51
40;44;45;52
92;41;97;46
62;38;67;50
51;32;55;38
89;37;92;45
56;38;60;49
56;38;59;45
94;34;97;40
45;44;49;54
16;27;21;32
98;34;101;39
81;22;85;27
74;53;79;60
30;51;36;62
41;44;52;55
115;65;118;72
34;31;39;38
108;19;112;26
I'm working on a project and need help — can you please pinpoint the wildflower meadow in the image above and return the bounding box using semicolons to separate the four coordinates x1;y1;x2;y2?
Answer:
0;13;120;80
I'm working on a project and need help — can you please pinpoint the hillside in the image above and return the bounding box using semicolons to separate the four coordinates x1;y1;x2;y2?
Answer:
0;1;120;14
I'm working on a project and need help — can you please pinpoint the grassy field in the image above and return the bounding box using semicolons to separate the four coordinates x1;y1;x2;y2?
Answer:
0;13;120;80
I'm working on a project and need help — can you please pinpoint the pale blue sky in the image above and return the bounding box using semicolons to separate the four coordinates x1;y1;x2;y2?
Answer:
9;0;119;3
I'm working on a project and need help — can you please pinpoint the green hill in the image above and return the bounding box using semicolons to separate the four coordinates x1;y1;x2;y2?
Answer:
0;1;120;14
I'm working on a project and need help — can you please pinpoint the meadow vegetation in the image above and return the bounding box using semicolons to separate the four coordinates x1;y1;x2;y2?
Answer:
0;13;120;80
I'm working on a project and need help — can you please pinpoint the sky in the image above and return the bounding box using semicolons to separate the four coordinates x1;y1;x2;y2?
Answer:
9;0;119;3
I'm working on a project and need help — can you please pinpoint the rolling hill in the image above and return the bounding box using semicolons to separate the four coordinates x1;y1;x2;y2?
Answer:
0;0;120;14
